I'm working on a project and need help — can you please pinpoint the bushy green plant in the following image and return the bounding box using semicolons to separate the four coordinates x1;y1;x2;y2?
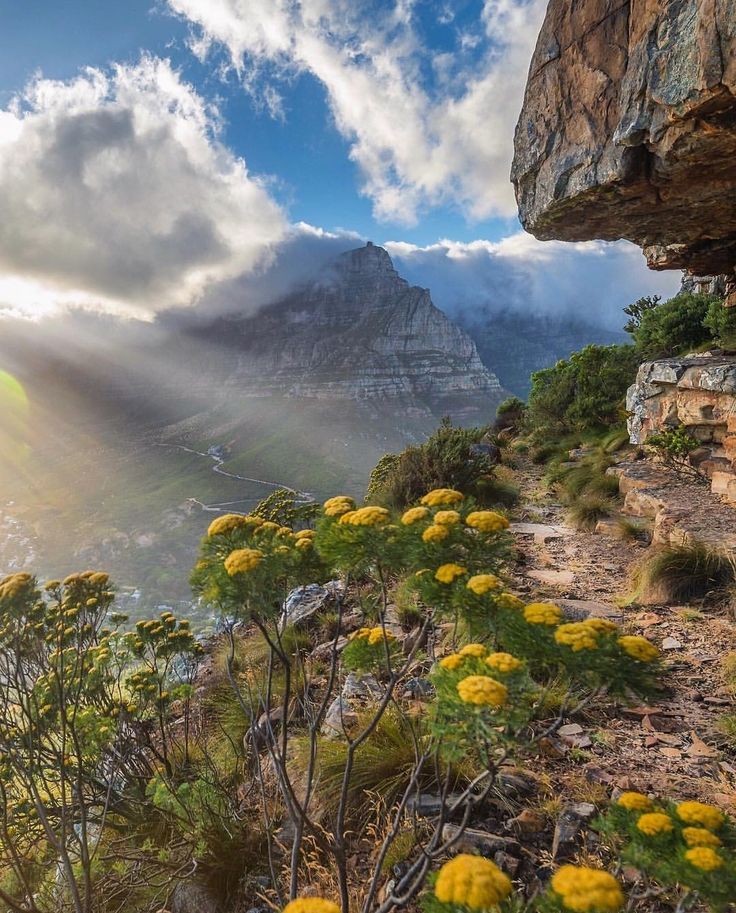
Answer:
365;418;511;510
646;425;701;477
704;298;736;349
526;345;639;439
495;396;527;433
631;291;723;359
252;486;320;527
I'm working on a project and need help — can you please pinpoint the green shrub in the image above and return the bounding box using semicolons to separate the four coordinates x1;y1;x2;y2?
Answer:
365;418;510;510
495;396;527;433
566;494;614;531
631;291;722;358
526;345;639;438
704;298;736;349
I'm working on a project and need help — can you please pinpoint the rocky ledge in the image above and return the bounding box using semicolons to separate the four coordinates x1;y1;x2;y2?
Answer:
511;0;736;279
627;353;736;503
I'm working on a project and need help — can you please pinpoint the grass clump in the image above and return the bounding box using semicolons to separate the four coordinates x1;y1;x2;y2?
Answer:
566;494;615;531
635;545;736;603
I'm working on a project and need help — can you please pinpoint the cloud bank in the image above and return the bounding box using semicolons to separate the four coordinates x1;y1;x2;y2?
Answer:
167;0;548;224
388;235;683;332
0;56;286;318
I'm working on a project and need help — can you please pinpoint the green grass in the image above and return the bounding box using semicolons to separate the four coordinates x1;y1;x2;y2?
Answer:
635;545;736;603
566;494;615;531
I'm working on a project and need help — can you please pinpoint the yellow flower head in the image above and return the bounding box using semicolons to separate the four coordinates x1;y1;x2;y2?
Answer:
435;564;467;584
423;524;449;543
616;792;652;812
258;521;281;533
457;675;508;708
367;626;395;646
524;603;562;626
675;801;725;831
294;528;315;540
584;618;619;635
434;854;511;910
295;538;313;550
421;488;464;507
618;635;659;663
323;496;356;517
282;899;340;913
682;827;722;848
551;865;624;913
439;654;464;671
401;506;430;525
434;510;461;526
0;572;35;602
485;652;522;674
497;592;525;611
459;643;487;658
684;846;723;871
555;622;599;652
465;511;510;534
339;506;390;526
224;548;264;576
207;513;251;538
466;574;502;596
636;812;674;836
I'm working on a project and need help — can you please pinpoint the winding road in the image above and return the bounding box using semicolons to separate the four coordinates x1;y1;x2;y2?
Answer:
152;441;311;513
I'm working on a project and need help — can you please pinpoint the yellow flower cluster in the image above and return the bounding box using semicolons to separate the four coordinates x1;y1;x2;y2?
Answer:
465;511;510;533
636;812;674;836
675;801;724;831
466;574;502;595
485;652;522;674
339;506;390;526
457;675;508;707
617;792;652;812
684;846;723;871
524;603;562;626
551;865;624;912
434;510;461;526
459;643;487;658
421;488;464;507
323;496;355;517
207;513;258;538
434;854;512;910
423;524;449;543
294;529;315;550
435;564;467;584
282;899;340;913
401;506;430;525
617;635;659;663
0;572;34;602
554;622;599;652
682;827;721;848
224;548;264;576
439;654;464;671
497;592;525;611
351;626;395;646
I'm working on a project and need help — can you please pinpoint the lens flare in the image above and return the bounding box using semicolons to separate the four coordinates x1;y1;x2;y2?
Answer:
0;369;30;472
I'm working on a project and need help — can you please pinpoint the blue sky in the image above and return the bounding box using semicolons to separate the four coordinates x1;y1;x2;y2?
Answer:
0;0;680;323
0;0;517;246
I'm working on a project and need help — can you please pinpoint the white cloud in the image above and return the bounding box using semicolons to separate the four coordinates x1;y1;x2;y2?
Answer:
386;234;683;331
0;56;286;317
167;0;548;224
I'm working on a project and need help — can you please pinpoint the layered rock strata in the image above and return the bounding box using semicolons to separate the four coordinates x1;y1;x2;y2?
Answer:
511;0;736;282
627;354;736;502
193;243;504;422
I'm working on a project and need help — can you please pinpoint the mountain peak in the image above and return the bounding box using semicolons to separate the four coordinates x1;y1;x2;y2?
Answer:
336;242;401;281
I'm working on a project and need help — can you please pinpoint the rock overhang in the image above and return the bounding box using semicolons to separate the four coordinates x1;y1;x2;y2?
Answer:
511;0;736;278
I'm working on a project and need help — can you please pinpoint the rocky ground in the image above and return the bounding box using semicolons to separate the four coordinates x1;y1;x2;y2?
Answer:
509;457;736;819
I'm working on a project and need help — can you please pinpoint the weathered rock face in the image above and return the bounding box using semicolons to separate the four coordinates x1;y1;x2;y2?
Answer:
195;243;504;421
627;353;736;502
512;0;736;278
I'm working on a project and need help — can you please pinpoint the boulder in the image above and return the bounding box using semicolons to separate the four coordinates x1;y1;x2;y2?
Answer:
512;0;736;279
280;580;344;629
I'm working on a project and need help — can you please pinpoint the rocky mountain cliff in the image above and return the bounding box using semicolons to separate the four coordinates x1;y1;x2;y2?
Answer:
511;0;736;286
178;242;505;422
